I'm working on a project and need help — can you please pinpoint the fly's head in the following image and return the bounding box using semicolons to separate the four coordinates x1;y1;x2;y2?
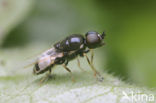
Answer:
85;31;105;49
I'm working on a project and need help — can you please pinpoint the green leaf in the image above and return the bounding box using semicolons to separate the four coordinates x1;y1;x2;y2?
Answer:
0;45;155;103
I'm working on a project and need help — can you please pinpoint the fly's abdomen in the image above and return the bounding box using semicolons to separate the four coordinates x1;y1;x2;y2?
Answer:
38;55;51;70
33;48;64;75
33;55;52;74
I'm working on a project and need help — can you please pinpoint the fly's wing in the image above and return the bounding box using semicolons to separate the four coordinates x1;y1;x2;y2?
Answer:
36;48;64;70
23;57;38;69
23;47;57;69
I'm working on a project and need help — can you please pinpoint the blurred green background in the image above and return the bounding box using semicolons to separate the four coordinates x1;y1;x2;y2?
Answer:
0;0;156;87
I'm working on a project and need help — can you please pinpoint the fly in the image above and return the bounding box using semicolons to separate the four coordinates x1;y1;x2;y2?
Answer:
32;31;106;81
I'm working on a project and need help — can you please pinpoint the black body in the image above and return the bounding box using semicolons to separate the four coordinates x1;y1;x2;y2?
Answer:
54;34;86;65
34;31;105;75
53;31;105;66
54;34;85;52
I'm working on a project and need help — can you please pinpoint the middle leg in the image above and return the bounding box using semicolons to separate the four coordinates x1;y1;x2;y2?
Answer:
77;58;85;72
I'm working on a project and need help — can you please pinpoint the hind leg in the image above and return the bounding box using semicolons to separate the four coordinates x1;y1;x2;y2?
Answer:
40;67;52;83
62;63;75;82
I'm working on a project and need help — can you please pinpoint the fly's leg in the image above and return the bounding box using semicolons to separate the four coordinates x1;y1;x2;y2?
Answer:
78;49;90;71
49;68;51;73
40;67;52;83
62;64;75;82
77;58;85;72
64;59;68;66
83;53;104;82
90;49;94;64
83;53;98;76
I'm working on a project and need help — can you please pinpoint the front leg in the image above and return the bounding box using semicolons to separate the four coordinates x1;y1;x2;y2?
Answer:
83;52;104;82
90;49;94;64
83;53;98;76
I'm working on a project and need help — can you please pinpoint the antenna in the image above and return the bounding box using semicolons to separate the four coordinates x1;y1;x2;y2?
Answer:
101;32;106;39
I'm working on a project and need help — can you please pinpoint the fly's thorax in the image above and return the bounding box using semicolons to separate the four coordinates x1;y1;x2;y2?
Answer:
54;34;85;51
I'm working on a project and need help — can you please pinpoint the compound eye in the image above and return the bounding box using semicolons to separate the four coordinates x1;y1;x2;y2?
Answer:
85;31;100;44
